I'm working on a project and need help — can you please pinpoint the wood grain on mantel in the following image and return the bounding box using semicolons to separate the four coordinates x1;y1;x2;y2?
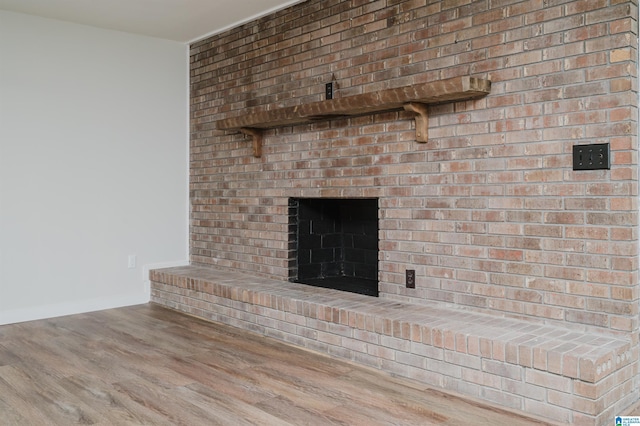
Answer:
216;76;491;157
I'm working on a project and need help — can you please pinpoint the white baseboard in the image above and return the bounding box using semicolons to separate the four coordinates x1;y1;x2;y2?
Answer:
0;293;149;325
0;259;190;325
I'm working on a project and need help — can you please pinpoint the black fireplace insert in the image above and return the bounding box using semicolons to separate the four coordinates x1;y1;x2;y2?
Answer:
289;198;379;297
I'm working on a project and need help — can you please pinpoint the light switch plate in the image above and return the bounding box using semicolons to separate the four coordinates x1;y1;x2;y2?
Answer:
573;143;610;170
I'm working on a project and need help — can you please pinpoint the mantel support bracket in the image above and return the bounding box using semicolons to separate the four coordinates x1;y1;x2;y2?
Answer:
403;102;429;143
240;128;263;157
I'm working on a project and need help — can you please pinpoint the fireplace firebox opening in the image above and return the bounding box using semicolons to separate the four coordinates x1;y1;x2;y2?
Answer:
288;198;379;297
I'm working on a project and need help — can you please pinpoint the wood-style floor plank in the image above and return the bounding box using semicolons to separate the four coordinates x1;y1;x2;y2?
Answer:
58;374;174;426
0;304;557;425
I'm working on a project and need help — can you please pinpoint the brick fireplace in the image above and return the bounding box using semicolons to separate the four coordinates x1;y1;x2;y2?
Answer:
152;1;640;424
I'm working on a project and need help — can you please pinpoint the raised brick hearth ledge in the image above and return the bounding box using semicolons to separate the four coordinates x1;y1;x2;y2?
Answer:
150;265;635;424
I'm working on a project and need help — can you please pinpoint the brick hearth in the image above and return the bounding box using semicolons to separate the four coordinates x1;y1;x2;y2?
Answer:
151;265;634;425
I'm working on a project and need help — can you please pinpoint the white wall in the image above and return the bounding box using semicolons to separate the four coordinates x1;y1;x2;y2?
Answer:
0;11;189;324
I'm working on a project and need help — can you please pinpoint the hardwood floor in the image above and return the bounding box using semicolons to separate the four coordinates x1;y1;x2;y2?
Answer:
0;304;557;425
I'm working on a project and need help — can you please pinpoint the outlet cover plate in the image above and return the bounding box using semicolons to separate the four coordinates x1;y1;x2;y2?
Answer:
406;270;415;288
572;143;610;170
325;82;333;100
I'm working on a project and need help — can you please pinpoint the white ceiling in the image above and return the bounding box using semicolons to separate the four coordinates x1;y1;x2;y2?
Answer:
0;0;306;43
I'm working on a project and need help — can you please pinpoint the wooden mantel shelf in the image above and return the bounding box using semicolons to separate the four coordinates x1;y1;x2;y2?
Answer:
216;76;491;157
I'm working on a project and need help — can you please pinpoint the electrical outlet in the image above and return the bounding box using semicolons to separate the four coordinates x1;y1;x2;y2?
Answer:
325;82;333;100
406;269;415;288
572;143;610;170
128;255;136;269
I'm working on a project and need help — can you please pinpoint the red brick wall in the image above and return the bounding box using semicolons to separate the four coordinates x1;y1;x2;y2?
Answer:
190;0;638;336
